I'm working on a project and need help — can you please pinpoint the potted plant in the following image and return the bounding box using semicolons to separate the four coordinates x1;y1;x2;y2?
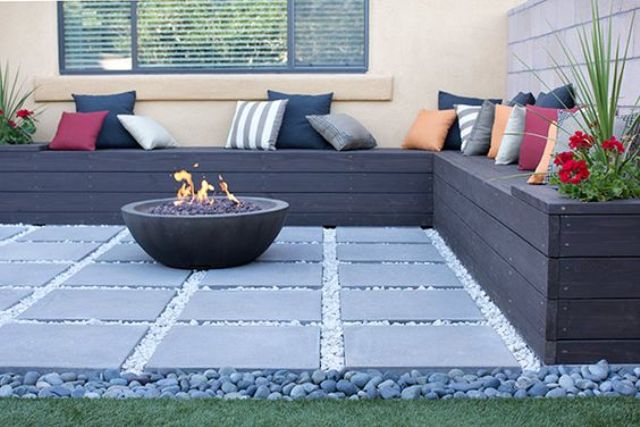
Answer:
0;63;46;151
528;1;639;202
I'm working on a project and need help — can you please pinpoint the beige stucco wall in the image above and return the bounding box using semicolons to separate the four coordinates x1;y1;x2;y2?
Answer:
0;0;522;148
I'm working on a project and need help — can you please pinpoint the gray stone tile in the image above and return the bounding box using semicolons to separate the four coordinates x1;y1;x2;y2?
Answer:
258;243;322;262
19;289;174;321
18;226;122;242
0;226;25;241
0;323;147;370
64;263;190;288
0;242;101;262
337;243;443;263
0;289;31;311
339;263;461;288
121;234;136;243
343;325;518;370
147;325;320;370
97;244;154;263
276;227;323;243
179;290;321;321
341;290;483;321
201;262;322;288
337;227;430;243
0;263;72;287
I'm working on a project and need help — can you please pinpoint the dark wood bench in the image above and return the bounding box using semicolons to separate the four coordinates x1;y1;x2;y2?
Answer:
0;148;434;226
434;151;640;364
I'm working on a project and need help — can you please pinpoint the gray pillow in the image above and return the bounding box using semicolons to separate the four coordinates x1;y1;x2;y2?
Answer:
495;105;526;165
463;100;495;156
306;114;377;151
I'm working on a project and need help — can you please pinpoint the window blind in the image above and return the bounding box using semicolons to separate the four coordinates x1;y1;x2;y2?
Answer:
59;0;367;73
294;0;366;68
61;1;132;71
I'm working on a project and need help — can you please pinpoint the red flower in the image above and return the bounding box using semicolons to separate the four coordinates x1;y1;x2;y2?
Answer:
16;109;33;119
554;151;574;166
569;131;594;151
7;120;16;128
0;109;3;116
601;136;625;154
558;159;590;184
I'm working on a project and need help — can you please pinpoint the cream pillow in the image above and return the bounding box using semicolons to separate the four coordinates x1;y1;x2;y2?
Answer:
117;115;178;150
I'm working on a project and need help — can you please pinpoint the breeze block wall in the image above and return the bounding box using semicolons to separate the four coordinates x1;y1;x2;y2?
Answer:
507;0;640;112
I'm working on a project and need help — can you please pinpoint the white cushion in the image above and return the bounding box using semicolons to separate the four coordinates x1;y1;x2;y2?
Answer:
226;100;288;150
117;115;178;150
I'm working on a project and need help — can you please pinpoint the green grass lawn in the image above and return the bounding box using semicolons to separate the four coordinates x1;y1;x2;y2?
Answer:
0;398;638;427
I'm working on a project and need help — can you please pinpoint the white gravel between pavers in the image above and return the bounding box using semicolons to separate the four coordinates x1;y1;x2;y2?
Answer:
0;228;128;327
121;270;205;373
320;228;344;370
180;320;321;327
425;229;541;371
0;225;37;247
13;318;154;326
342;320;488;327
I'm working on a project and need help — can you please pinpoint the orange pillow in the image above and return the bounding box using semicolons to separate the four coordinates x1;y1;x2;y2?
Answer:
488;104;513;158
403;109;457;151
528;121;558;185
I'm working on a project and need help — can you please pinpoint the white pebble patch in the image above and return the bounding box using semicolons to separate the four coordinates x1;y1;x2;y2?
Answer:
320;228;344;370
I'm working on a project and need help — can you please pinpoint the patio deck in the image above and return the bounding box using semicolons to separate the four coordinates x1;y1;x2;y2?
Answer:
0;225;520;373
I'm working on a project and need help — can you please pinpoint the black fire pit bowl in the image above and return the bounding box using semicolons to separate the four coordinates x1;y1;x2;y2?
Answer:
121;197;289;269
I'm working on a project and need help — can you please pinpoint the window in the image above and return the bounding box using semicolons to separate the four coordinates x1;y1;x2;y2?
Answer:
58;0;368;74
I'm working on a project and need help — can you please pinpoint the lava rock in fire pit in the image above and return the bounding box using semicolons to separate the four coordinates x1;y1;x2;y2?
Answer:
149;198;261;216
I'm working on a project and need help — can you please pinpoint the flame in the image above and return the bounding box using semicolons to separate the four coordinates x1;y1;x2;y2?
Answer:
173;170;195;205
219;175;241;205
196;179;215;204
171;169;241;206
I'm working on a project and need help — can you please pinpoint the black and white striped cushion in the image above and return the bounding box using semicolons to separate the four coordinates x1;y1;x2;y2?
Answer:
455;104;482;151
226;100;288;150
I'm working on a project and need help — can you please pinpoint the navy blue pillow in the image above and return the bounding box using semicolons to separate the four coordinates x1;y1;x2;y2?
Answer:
438;91;501;150
267;90;333;149
535;84;575;109
73;91;138;149
509;91;536;106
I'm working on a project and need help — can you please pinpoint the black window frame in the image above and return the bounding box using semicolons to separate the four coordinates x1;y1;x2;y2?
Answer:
57;0;369;75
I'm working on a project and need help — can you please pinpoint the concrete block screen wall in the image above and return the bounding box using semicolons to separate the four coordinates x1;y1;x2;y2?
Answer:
507;0;640;110
0;0;521;148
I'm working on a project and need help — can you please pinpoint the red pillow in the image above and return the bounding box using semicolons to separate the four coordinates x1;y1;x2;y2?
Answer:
49;111;109;151
518;106;560;170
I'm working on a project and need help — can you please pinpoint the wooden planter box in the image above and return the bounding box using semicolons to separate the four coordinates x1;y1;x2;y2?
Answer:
434;152;640;364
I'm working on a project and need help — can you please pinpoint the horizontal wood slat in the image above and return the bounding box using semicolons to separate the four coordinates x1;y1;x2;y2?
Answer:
555;340;640;364
0;172;432;194
0;192;432;214
0;149;432;173
560;215;640;257
557;299;640;340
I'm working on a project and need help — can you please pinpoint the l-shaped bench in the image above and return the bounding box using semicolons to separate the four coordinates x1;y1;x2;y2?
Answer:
0;147;638;365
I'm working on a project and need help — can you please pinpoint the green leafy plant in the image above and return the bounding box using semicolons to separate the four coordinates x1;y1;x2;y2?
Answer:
525;0;639;201
0;63;38;144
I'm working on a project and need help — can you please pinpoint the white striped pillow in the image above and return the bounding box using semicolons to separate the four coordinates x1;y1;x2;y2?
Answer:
226;100;288;150
455;104;482;151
